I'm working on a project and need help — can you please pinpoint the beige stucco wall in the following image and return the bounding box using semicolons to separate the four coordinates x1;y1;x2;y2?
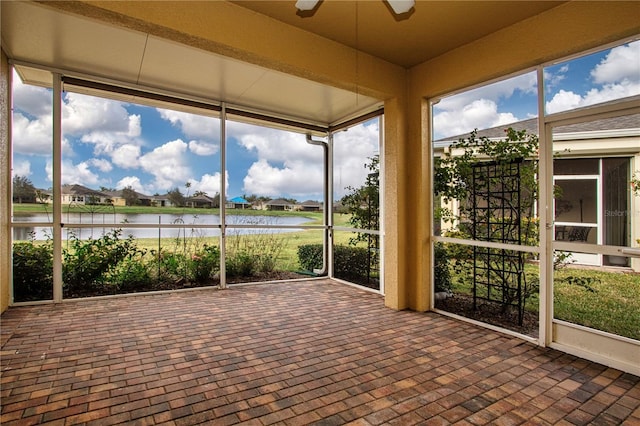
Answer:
1;48;11;312
1;1;638;314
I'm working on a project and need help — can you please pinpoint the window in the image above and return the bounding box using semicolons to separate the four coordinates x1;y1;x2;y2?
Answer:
431;38;640;342
10;65;384;303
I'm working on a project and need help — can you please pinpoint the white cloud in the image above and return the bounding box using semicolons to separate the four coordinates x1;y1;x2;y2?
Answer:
116;176;147;193
433;99;519;139
546;41;640;114
433;72;536;139
63;93;133;135
544;65;569;91
187;171;227;196
243;159;323;198
139;139;190;191
46;160;101;186
436;72;537;112
158;109;220;141
112;144;141;169
62;92;143;158
546;78;640;115
12;160;32;178
591;41;640;84
12;112;52;155
12;71;52;117
87;158;113;173
333;122;380;198
229;121;329;198
188;140;218;156
545;90;582;114
79;114;142;156
12;72;52;158
231;122;322;164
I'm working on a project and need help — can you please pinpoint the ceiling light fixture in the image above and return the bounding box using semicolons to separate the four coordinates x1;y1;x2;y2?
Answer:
295;0;415;15
295;0;320;11
385;0;414;14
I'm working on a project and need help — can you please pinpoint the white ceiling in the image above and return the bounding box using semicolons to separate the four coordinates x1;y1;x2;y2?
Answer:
1;1;381;128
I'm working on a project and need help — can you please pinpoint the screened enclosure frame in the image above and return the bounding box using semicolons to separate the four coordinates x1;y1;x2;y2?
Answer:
429;37;640;375
8;61;385;305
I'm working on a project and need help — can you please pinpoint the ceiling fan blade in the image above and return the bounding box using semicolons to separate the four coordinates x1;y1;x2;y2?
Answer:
295;0;320;11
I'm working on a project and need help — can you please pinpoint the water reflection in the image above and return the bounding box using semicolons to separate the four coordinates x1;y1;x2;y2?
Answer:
12;213;312;241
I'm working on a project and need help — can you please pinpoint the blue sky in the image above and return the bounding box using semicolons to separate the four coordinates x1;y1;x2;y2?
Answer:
433;40;639;140
12;80;380;201
12;41;639;199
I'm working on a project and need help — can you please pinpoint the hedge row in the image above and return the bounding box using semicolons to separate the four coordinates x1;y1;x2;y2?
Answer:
297;244;379;289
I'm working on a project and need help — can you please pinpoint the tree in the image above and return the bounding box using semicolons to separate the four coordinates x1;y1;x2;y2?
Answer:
121;186;140;206
340;155;380;245
434;128;540;323
167;188;186;207
210;193;221;208
12;175;36;204
434;128;539;241
338;155;380;288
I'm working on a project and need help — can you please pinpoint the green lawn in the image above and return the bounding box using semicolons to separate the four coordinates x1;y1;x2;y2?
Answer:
130;221;358;271
554;268;640;340
447;261;640;340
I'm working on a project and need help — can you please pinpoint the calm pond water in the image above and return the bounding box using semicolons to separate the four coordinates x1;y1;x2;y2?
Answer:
12;212;313;241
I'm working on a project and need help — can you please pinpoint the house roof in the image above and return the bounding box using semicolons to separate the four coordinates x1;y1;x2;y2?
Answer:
300;200;321;207
436;113;640;145
229;197;249;204
187;195;214;202
61;184;108;197
103;189;153;200
267;198;294;206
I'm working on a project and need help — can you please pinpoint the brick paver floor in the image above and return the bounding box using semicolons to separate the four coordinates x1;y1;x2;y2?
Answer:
1;279;639;425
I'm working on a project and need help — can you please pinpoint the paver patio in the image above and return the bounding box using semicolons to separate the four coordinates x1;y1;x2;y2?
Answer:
1;279;639;425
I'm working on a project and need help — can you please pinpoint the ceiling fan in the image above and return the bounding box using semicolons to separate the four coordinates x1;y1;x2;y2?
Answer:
295;0;415;15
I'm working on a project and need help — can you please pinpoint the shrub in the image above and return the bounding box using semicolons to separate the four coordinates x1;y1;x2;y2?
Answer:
225;221;286;278
297;244;323;272
298;244;373;285
333;245;371;283
12;238;53;302
434;243;452;293
226;251;256;277
111;258;153;292
151;251;188;283
188;244;220;283
62;229;137;295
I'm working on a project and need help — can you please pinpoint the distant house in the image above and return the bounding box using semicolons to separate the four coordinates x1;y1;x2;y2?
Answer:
59;184;111;205
104;190;154;207
35;189;52;204
152;194;174;207
186;194;215;208
226;196;251;209
101;191;126;207
266;198;295;211
333;200;347;214
435;114;640;270
298;200;322;212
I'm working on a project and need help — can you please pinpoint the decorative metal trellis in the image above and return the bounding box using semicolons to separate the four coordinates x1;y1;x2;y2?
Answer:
471;159;526;325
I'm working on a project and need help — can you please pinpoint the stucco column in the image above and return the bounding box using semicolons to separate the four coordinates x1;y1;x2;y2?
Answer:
382;97;405;310
1;49;11;312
